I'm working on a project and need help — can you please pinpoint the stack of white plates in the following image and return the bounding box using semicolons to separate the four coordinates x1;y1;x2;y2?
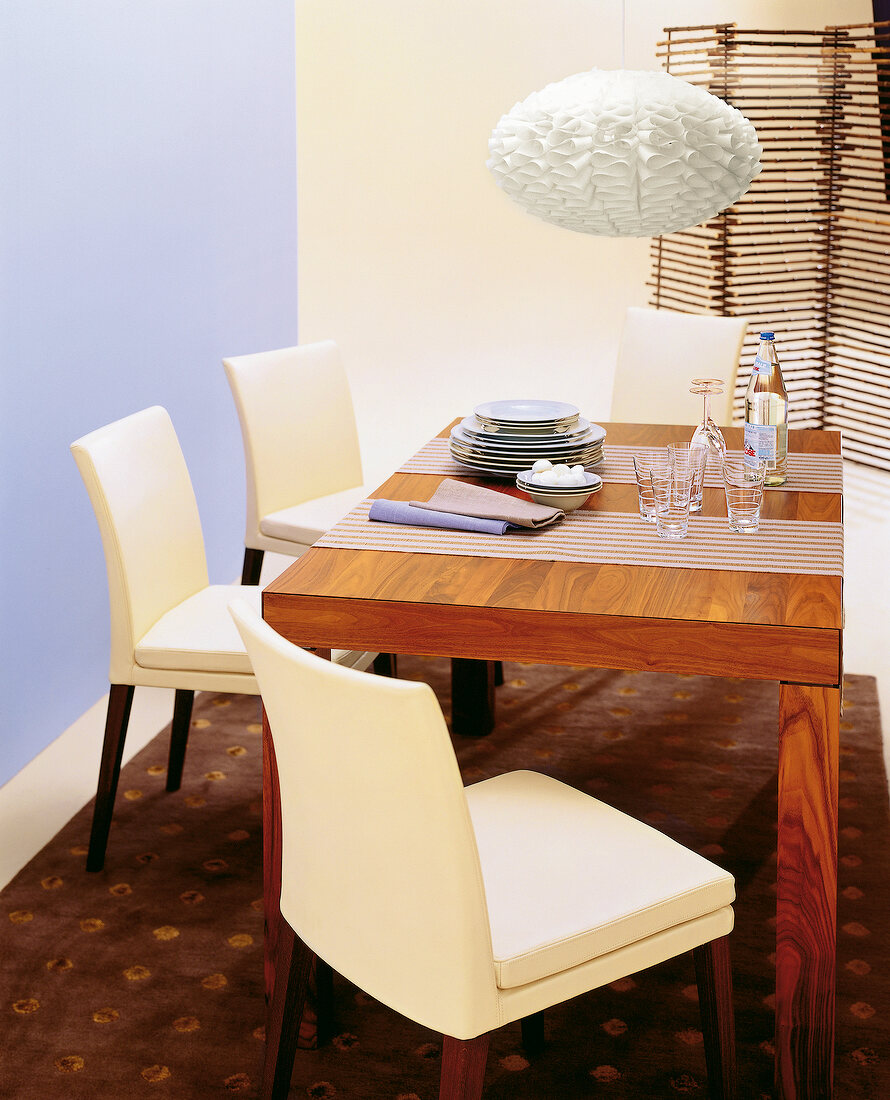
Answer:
449;399;606;476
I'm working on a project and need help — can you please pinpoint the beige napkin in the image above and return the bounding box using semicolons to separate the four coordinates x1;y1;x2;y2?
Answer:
410;478;563;529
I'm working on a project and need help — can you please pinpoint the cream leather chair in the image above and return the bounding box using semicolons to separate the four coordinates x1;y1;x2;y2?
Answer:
223;340;371;585
611;307;749;426
70;406;375;873
229;599;738;1100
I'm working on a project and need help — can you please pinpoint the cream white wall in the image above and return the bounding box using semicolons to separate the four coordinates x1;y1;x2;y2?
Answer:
295;0;870;483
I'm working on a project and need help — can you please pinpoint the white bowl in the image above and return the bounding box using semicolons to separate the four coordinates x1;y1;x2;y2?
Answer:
516;471;602;511
528;490;591;511
517;468;601;488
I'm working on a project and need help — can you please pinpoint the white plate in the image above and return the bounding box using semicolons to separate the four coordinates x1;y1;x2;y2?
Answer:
451;451;604;473
450;449;603;476
449;459;521;477
450;426;605;458
475;416;579;432
457;413;589;440
448;437;602;459
450;440;603;462
457;417;600;445
473;398;580;425
450;449;604;471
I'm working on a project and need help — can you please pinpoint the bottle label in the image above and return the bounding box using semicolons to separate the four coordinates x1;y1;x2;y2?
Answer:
745;422;777;463
752;354;772;375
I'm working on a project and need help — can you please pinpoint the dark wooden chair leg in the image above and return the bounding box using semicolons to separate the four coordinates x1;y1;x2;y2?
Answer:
439;1033;490;1100
242;546;265;585
165;689;195;792
520;1011;546;1055
314;958;335;1045
86;684;135;872
451;658;496;737
693;935;737;1100
372;652;398;677
262;920;316;1100
493;661;504;686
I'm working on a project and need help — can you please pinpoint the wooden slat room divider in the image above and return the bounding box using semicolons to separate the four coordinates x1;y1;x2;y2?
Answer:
652;21;890;471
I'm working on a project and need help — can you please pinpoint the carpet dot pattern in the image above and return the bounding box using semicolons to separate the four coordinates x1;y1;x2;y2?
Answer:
0;661;887;1097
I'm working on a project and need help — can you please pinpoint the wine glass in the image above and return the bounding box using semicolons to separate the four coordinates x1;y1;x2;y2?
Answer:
690;378;726;457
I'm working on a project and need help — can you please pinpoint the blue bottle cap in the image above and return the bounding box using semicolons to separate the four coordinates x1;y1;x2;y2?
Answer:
760;331;775;340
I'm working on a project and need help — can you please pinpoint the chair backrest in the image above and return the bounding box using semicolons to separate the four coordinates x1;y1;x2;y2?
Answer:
611;307;749;426
71;407;209;683
229;599;500;1039
223;341;364;542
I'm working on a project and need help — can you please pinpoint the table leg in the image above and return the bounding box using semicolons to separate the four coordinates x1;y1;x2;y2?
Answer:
451;658;496;736
775;682;840;1100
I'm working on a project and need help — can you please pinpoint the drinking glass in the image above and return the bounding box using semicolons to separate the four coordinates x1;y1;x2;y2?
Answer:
650;467;694;539
722;458;766;489
690;378;727;457
632;452;669;523
668;441;709;512
722;458;765;533
724;485;764;533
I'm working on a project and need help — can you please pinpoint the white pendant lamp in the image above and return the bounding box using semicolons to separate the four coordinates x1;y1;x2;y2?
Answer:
487;68;761;238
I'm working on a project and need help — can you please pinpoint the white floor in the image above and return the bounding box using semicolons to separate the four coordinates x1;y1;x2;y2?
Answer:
0;467;886;891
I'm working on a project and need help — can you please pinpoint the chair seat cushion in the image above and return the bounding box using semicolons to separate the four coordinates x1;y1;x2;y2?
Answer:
136;586;262;674
136;585;375;676
260;485;371;546
466;770;735;990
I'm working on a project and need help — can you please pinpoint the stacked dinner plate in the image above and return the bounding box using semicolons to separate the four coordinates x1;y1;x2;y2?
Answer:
449;399;606;476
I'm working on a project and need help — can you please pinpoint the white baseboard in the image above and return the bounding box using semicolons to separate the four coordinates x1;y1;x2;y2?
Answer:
0;686;175;890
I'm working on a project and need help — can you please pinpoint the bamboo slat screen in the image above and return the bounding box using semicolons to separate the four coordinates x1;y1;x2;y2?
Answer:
651;22;890;471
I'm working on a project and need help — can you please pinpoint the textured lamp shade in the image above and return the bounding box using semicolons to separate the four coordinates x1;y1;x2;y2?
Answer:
487;69;762;238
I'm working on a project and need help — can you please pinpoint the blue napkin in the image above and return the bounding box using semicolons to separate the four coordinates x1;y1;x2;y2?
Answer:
369;498;517;535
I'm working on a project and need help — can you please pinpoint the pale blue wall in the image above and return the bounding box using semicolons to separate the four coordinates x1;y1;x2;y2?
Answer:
0;2;298;786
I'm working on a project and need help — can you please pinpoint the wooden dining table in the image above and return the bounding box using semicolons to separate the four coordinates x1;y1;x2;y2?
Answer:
262;420;843;1100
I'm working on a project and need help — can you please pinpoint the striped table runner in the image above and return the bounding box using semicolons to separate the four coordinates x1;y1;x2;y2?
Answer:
603;445;844;492
398;436;844;494
316;501;844;577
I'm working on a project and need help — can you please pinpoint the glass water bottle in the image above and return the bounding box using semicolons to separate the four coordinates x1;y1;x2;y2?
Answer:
744;331;788;486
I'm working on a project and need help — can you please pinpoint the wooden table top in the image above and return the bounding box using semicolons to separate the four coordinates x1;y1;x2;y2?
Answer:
264;421;843;686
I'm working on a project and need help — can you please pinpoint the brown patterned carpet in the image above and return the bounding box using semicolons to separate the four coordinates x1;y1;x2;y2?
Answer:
2;659;887;1098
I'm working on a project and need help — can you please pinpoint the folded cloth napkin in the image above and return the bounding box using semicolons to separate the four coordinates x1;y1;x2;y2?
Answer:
410;478;563;529
369;498;517;534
